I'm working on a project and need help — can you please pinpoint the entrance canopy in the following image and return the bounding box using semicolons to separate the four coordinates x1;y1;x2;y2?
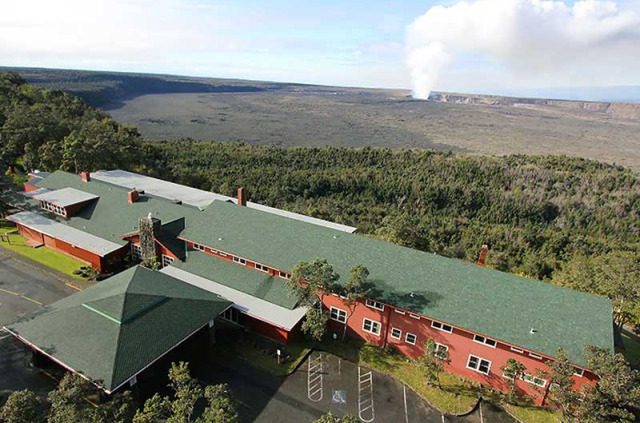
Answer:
4;266;231;393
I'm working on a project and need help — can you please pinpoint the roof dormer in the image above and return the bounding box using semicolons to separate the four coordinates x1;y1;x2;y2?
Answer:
32;187;99;218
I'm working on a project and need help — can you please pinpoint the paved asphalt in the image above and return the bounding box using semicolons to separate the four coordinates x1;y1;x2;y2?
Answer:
191;350;518;423
0;250;75;396
0;251;76;326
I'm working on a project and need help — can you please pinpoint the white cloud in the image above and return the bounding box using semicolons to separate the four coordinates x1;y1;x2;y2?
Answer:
405;0;640;99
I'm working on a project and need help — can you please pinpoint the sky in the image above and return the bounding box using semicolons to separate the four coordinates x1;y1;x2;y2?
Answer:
1;0;640;97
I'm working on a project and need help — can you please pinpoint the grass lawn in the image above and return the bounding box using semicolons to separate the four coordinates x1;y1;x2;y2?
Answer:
502;404;562;423
620;328;640;367
0;221;86;280
219;335;311;377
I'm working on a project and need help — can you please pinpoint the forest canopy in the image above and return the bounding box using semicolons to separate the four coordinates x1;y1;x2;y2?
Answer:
1;72;639;329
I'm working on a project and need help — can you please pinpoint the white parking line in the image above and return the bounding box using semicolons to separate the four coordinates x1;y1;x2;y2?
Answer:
403;384;409;423
479;402;484;423
307;353;323;402
358;366;375;423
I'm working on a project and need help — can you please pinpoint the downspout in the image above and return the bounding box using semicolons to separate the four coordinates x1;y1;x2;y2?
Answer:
382;305;392;348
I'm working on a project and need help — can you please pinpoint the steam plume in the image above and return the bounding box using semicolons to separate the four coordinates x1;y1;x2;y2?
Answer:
406;0;640;99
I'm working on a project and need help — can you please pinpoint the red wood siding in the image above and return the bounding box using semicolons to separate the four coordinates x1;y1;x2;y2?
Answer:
322;294;596;405
17;224;44;243
243;314;291;344
23;183;39;193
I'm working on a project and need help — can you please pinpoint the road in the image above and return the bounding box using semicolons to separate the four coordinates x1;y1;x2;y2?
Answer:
0;250;76;326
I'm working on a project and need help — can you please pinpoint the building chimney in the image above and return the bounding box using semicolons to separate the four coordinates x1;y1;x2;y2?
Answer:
477;243;490;266
128;190;140;203
80;172;90;183
237;187;247;207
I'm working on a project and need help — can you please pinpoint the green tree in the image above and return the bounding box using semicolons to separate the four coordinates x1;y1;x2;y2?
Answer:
289;259;339;341
132;394;170;423
46;373;92;423
0;389;42;423
499;359;526;405
572;346;640;423
556;252;640;331
166;362;203;423
340;264;371;341
312;413;359;423
196;384;238;423
541;348;580;418
91;391;135;423
416;339;449;388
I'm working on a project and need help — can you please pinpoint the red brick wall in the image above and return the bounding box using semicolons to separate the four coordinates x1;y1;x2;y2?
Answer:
243;314;290;344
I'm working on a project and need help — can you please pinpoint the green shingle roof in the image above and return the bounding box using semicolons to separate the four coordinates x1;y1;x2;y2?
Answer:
5;266;231;392
33;171;202;247
180;200;614;367
174;250;298;310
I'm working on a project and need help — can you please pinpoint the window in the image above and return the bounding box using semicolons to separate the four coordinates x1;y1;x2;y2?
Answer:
502;369;516;381
522;373;547;388
529;353;543;360
161;255;174;268
279;271;290;279
390;328;402;340
394;309;406;315
431;321;453;333
193;243;204;252
41;201;66;217
219;251;227;257
233;256;246;265
434;343;449;357
362;318;381;336
222;307;240;324
405;333;417;345
365;299;384;311
510;346;524;354
255;263;269;273
409;314;421;320
467;355;491;375
130;243;142;260
209;248;218;254
473;334;497;348
573;368;584;377
329;307;347;323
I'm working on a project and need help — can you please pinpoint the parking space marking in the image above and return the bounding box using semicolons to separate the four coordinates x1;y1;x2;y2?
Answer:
403;383;409;423
479;402;484;423
307;353;323;402
0;287;43;306
358;366;375;423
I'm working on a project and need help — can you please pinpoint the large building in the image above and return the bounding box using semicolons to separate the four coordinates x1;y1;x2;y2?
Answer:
2;170;613;404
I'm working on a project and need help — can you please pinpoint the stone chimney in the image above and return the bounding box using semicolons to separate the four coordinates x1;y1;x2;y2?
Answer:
237;187;247;207
80;172;90;183
477;243;490;266
128;190;140;203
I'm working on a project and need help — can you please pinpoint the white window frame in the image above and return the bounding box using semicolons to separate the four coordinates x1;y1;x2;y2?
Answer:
522;373;547;388
209;248;218;254
529;352;543;360
409;313;421;320
255;263;269;273
394;309;406;315
434;343;449;357
510;346;524;354
466;355;491;375
279;271;290;279
233;256;246;265
365;299;385;311
502;370;516;381
193;243;205;252
130;243;142;260
431;321;453;333
405;332;417;345
362;318;381;336
329;307;347;324
219;251;227;257
473;334;497;348
573;368;584;377
161;254;174;268
390;327;402;340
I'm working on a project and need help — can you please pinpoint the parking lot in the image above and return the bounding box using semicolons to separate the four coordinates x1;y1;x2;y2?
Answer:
194;350;517;423
0;250;76;326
